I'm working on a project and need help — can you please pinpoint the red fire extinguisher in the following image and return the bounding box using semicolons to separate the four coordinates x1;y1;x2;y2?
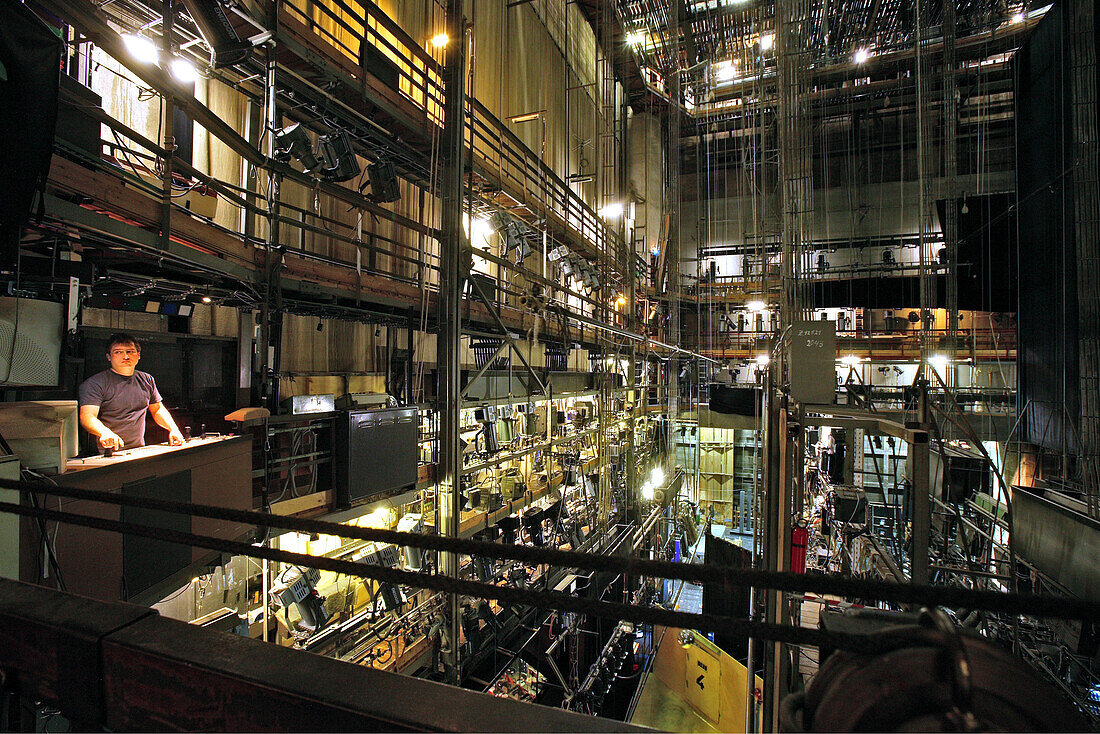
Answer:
791;521;809;574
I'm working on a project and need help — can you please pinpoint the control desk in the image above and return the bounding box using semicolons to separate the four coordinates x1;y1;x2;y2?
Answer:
18;435;253;605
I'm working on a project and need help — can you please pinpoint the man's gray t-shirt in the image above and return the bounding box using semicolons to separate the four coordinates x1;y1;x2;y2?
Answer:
78;369;163;448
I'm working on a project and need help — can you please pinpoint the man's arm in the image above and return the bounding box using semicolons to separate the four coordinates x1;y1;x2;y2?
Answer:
79;405;123;450
148;402;185;445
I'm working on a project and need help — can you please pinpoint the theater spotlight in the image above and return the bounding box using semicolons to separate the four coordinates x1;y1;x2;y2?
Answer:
274;123;321;173
368;160;401;203
180;0;252;68
316;130;361;183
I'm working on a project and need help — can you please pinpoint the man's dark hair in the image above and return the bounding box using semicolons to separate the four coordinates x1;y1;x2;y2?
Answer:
106;333;140;353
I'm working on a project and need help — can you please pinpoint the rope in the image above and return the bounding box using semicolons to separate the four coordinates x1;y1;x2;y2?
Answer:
1;477;1097;623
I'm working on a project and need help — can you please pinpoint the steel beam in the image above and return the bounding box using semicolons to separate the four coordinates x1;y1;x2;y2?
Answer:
437;0;467;682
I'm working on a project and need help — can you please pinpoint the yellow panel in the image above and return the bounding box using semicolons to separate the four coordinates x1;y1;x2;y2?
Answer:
684;642;721;723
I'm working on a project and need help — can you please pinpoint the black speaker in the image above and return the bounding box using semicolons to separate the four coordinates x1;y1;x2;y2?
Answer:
368;160;401;203
335;406;418;507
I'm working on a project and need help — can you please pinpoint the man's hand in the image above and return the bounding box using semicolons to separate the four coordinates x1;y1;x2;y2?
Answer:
168;429;185;446
98;431;123;450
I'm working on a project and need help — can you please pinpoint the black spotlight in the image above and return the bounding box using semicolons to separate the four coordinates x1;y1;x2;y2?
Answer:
317;130;361;183
180;0;251;68
274;123;320;173
368;160;401;203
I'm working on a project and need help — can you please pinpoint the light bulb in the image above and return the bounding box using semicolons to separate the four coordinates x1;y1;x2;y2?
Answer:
170;57;199;83
123;34;159;64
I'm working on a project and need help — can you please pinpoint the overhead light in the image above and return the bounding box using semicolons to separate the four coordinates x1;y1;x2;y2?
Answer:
928;354;949;374
170;57;199;83
615;293;627;308
508;111;543;124
201;295;212;304
641;482;654;501
625;30;646;47
746;300;767;313
1011;11;1025;23
839;354;861;367
274;123;321;173
471;216;494;244
853;48;872;65
123;34;159;64
599;202;624;219
651;466;665;486
715;59;737;83
430;32;449;48
180;0;252;67
759;34;775;51
755;354;771;367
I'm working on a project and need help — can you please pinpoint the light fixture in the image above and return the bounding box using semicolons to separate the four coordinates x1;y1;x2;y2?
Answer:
755;354;771;367
615;293;627;308
625;30;647;47
180;0;252;67
201;295;212;304
853;48;872;65
759;34;775;51
274;123;321;173
430;32;449;48
839;354;861;367
928;354;949;374
508;111;544;124
746;300;767;313
471;216;494;244
599;202;624;219
651;466;665;486
715;59;737;83
1011;11;1025;23
641;482;654;501
170;57;199;83
123;34;159;64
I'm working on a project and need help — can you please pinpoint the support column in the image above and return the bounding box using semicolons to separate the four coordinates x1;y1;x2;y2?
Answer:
910;430;931;585
437;0;467;682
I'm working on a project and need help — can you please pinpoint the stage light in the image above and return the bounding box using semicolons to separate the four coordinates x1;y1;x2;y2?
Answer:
316;130;361;183
274;123;321;173
430;33;449;48
123;34;159;64
641;482;654;501
625;31;646;47
853;48;872;65
759;34;775;51
1011;12;1025;23
839;354;861;367
928;354;949;374
746;300;767;313
170;57;199;83
755;354;771;367
715;59;737;82
615;293;627;308
651;466;665;486
201;295;212;304
598;202;624;219
180;0;251;68
368;160;401;203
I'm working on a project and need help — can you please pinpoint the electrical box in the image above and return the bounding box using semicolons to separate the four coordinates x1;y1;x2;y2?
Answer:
786;320;837;405
335;406;418;507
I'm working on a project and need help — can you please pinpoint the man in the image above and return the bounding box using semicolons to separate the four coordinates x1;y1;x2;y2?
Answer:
78;333;185;452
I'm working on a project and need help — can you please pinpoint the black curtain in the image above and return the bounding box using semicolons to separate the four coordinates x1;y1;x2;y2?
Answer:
0;0;61;268
1014;2;1079;455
